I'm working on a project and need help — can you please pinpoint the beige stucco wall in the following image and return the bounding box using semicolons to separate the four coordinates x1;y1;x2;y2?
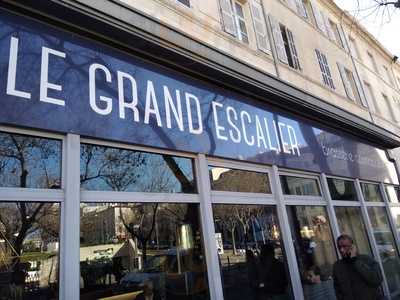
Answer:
119;0;399;132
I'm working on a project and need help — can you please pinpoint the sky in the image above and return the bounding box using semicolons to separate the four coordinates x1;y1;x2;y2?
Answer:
334;0;399;57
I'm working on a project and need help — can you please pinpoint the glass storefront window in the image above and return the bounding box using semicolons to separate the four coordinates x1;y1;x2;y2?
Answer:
367;207;400;297
286;206;337;300
212;204;292;300
327;178;357;201
209;166;271;193
80;144;196;193
385;186;400;203
80;202;209;300
0;132;62;189
0;202;60;299
335;206;371;255
361;183;383;202
280;176;321;196
390;207;400;241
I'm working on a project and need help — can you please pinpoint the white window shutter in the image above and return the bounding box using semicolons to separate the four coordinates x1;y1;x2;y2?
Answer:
338;25;349;52
219;0;236;36
322;14;336;42
337;63;355;101
287;29;301;70
295;0;308;18
269;15;288;64
250;0;271;53
310;0;327;35
353;74;368;107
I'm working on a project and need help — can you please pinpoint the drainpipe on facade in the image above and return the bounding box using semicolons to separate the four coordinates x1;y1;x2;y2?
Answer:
266;13;281;79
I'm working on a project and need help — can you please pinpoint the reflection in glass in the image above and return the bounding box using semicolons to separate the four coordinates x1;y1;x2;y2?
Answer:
391;207;400;241
80;203;209;300
286;206;337;300
386;186;400;203
0;132;62;188
0;202;60;299
212;204;292;300
80;144;196;193
280;176;321;196
209;166;271;193
335;207;371;255
327;178;357;201
361;183;383;202
367;207;400;297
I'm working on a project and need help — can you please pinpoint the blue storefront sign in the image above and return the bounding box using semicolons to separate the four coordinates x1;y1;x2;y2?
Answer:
0;9;397;183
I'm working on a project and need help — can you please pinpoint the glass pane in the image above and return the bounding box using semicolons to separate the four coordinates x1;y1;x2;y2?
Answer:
177;0;190;7
361;183;383;202
212;204;293;300
0;132;62;188
209;166;271;193
234;3;244;18
286;206;337;300
335;207;372;255
391;207;400;241
368;207;400;297
0;202;60;299
280;176;321;196
327;178;357;201
386;186;400;203
80;202;209;300
80;144;196;193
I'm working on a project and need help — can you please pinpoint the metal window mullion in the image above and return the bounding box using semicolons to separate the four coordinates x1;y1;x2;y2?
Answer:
195;154;224;300
271;165;304;300
321;174;340;238
0;188;63;201
80;191;200;203
355;179;391;298
380;183;400;253
60;134;81;300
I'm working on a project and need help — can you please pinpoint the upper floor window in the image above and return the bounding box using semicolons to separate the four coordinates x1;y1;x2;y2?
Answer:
364;81;379;113
337;64;362;104
382;93;397;122
233;1;249;43
383;65;394;86
283;0;308;19
176;0;190;7
219;0;249;43
328;20;345;48
367;51;379;74
270;16;301;70
315;49;335;89
348;37;360;59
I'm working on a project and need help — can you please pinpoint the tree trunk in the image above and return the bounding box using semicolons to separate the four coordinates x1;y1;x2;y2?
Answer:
231;228;237;255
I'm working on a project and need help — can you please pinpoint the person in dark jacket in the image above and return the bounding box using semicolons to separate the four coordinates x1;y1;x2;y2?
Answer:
135;280;161;300
256;243;288;300
333;234;383;300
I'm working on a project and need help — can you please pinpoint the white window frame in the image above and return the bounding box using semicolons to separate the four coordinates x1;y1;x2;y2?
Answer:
232;0;249;43
2;124;400;300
